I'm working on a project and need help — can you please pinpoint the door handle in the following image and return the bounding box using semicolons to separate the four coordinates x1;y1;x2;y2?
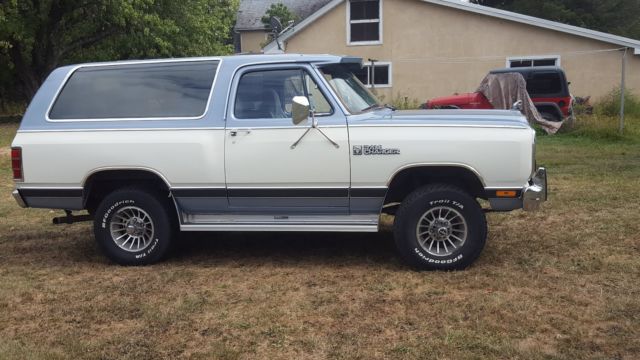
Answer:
230;129;251;137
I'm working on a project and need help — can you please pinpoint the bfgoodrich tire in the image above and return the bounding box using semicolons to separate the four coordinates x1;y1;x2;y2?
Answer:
394;184;487;271
93;187;175;265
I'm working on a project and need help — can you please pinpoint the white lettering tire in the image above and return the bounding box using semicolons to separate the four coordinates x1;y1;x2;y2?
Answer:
93;187;175;265
394;184;487;271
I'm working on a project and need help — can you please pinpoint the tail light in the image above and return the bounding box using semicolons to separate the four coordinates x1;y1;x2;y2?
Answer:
11;147;23;181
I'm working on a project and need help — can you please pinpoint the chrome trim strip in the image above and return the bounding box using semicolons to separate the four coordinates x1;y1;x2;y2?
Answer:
348;123;527;129
45;58;223;123
81;166;173;188
386;163;486;187
15;186;84;190
225;125;346;130
18;127;225;133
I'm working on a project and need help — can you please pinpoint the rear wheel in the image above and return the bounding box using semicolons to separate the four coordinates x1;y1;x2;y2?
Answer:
93;187;174;265
393;184;487;270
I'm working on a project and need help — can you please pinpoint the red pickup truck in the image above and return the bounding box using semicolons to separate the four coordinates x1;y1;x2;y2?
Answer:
425;67;573;122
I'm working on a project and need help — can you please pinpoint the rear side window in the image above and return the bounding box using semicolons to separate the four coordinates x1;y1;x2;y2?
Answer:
49;61;218;120
526;72;562;97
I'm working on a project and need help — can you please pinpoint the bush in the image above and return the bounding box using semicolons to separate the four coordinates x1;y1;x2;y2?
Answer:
594;87;640;117
559;114;640;142
390;93;422;110
0;100;26;117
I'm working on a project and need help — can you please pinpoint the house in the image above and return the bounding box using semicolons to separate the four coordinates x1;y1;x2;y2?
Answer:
235;0;640;103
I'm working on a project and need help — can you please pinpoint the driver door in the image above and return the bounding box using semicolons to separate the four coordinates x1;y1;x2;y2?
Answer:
224;65;350;214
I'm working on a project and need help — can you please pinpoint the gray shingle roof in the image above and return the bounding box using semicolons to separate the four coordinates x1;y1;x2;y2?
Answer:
236;0;333;31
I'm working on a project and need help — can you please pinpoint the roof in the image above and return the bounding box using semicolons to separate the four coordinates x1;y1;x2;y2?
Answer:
263;0;640;53
64;54;358;71
235;0;334;31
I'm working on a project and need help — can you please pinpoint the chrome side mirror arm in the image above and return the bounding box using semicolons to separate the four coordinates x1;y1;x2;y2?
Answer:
290;110;340;149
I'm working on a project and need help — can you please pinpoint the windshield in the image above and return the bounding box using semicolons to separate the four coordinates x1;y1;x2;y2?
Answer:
319;64;382;114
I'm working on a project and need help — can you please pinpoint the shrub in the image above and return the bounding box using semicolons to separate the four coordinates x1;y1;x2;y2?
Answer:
559;114;640;142
594;87;640;117
390;93;422;110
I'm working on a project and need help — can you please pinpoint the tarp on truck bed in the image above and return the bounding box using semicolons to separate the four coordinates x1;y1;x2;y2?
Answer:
477;73;563;134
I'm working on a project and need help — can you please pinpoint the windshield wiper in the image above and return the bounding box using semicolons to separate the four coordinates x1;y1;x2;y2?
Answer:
360;104;385;113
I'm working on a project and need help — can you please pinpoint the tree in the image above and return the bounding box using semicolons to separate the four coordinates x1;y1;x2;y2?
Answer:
261;3;297;29
470;0;640;40
0;0;239;101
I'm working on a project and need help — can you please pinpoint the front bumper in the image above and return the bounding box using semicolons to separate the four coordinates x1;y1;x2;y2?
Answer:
12;189;27;208
522;167;547;211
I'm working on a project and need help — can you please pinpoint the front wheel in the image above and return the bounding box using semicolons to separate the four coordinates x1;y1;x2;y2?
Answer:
393;184;487;270
93;187;175;265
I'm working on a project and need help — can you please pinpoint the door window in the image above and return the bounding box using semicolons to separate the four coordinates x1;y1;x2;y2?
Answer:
234;69;333;120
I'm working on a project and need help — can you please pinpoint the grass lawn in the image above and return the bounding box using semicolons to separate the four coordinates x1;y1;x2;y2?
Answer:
0;117;639;359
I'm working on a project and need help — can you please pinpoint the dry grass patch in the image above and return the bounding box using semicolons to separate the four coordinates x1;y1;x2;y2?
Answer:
1;120;639;359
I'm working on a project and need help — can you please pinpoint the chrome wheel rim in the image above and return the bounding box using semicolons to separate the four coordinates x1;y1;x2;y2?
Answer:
110;206;155;252
416;206;467;257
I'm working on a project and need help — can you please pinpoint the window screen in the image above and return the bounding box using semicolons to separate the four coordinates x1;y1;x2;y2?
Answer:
349;0;380;43
353;63;391;87
509;57;558;68
372;65;389;85
49;61;218;120
350;0;380;20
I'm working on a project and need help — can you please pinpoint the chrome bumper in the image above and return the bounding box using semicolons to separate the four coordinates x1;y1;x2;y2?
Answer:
12;189;27;208
523;168;547;211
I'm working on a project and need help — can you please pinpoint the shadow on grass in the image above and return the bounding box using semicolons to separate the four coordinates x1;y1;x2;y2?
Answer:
170;230;400;268
2;225;402;269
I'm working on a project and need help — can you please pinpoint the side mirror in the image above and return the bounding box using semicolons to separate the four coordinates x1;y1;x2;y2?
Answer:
291;96;310;125
512;100;523;111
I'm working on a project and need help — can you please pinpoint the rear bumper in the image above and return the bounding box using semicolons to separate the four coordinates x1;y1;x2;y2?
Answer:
523;167;547;211
12;189;27;208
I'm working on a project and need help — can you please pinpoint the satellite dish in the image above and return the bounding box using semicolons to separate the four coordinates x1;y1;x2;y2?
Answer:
270;16;283;34
269;16;284;51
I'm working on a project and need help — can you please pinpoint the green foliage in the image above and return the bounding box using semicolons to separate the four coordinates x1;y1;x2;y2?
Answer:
594;88;640;118
261;3;297;29
0;0;239;101
471;0;640;40
390;93;423;110
558;114;640;142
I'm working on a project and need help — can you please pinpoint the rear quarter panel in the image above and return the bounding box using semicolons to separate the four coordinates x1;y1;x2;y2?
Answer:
12;130;225;188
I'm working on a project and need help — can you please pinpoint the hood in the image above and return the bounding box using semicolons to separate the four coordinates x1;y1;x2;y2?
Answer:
349;108;530;129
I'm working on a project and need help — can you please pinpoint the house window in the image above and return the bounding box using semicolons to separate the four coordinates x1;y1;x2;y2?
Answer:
354;62;392;87
348;0;382;45
508;56;560;68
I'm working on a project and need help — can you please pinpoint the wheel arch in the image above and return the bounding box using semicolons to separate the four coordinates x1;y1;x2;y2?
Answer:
82;167;173;213
384;164;487;205
535;102;563;120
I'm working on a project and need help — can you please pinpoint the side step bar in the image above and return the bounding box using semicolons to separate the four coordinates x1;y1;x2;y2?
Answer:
179;213;380;232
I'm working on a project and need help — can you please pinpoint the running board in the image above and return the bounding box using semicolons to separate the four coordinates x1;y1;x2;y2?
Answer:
179;213;380;232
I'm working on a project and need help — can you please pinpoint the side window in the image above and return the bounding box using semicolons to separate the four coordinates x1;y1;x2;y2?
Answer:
49;61;218;120
234;69;333;119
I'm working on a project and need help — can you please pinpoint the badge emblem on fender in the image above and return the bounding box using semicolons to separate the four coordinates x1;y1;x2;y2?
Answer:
353;145;400;156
